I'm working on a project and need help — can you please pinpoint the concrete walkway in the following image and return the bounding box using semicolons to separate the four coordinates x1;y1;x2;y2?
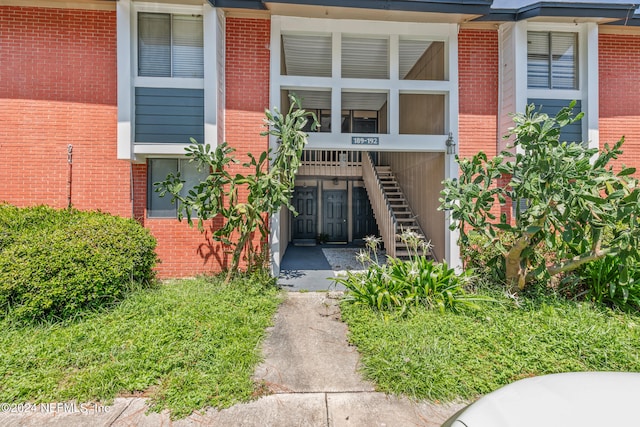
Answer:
0;292;463;427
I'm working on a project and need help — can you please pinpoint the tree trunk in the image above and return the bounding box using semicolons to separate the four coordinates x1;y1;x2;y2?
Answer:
505;235;530;293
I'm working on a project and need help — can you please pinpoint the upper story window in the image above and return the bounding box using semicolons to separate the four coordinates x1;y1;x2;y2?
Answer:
527;31;577;90
138;12;203;78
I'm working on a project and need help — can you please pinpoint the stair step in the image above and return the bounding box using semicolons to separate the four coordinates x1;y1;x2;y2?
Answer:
397;218;417;222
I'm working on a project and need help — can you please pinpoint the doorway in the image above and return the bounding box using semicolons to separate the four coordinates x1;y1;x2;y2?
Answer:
322;190;348;243
352;186;377;240
292;186;317;242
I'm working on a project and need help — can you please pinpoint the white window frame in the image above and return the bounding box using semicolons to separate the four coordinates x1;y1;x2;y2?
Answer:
133;4;204;90
117;0;220;160
527;30;579;91
526;23;584;102
147;158;210;218
502;21;598;151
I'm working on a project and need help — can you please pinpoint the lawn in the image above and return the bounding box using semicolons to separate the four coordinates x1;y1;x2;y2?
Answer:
0;275;281;419
341;287;640;402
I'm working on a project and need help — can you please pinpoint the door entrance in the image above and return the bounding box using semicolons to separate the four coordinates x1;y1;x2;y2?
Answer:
322;190;348;242
352;187;377;240
292;186;317;242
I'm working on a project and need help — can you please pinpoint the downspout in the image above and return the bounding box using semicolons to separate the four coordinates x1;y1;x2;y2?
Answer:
67;144;73;208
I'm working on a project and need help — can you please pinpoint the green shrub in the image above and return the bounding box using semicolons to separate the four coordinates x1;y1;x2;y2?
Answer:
0;204;158;323
334;233;488;314
462;231;557;290
460;231;509;284
572;256;640;312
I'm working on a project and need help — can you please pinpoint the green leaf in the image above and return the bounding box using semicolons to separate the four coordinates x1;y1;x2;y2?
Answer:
618;167;636;177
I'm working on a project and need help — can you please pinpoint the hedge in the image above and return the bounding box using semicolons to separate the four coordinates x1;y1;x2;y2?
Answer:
0;204;158;323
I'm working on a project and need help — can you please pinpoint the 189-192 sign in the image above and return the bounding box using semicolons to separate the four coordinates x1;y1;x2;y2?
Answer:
351;136;379;145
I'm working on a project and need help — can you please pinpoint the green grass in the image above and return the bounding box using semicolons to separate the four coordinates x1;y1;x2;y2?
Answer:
341;287;640;402
0;275;281;419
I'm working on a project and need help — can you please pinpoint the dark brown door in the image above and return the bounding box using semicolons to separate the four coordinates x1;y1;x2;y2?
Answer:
352;186;377;240
292;187;317;241
323;190;347;242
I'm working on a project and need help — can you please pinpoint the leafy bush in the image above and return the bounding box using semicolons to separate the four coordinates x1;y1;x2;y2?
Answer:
572;256;640;311
461;231;508;284
441;102;640;292
0;204;158;323
334;233;487;314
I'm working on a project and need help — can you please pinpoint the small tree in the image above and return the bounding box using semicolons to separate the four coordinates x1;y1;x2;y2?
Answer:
441;102;640;292
155;95;317;281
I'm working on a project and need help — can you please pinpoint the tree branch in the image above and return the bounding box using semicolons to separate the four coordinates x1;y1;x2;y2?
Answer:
545;247;614;277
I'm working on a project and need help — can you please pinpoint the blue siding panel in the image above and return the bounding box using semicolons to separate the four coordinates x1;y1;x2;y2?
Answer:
135;87;204;144
528;98;582;144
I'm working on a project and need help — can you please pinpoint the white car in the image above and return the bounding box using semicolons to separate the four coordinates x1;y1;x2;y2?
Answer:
442;371;640;427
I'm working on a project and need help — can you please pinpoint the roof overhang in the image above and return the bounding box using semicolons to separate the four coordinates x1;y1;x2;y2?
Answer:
475;1;639;21
209;0;492;17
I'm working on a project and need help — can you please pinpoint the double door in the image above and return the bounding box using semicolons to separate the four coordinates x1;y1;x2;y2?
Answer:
292;185;375;243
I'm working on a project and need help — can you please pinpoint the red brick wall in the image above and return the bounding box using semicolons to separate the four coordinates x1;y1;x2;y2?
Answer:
132;162;229;278
0;6;131;217
458;29;499;160
599;33;640;173
225;17;270;165
458;29;504;222
223;18;271;266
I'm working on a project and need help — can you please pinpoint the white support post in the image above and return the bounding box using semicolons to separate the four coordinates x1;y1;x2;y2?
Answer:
116;0;133;160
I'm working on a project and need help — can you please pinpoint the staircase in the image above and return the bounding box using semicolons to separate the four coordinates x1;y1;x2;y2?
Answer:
362;152;434;260
374;165;433;259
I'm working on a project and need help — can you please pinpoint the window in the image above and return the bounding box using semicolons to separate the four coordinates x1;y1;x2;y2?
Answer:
527;31;577;90
138;12;204;78
148;159;209;218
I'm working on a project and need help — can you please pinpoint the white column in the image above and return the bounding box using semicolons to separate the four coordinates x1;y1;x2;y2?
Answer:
270;16;283;277
203;3;218;146
585;22;599;151
445;23;461;270
117;0;133;160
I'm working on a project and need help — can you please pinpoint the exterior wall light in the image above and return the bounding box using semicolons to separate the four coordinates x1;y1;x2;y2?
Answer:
446;132;456;155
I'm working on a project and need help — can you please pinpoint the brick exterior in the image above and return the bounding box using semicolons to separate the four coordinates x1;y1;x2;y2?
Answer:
599;33;640;173
132;162;229;278
1;8;272;279
458;29;505;222
225;17;270;166
5;5;640;278
458;29;499;160
0;6;131;217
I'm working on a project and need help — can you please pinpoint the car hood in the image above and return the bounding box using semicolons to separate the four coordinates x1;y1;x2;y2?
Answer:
455;371;640;427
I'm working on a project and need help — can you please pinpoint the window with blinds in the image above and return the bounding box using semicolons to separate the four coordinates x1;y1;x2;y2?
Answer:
148;159;209;217
527;32;577;90
138;13;204;78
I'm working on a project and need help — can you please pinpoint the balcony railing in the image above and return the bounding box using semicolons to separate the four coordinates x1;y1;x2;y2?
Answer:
297;150;362;177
